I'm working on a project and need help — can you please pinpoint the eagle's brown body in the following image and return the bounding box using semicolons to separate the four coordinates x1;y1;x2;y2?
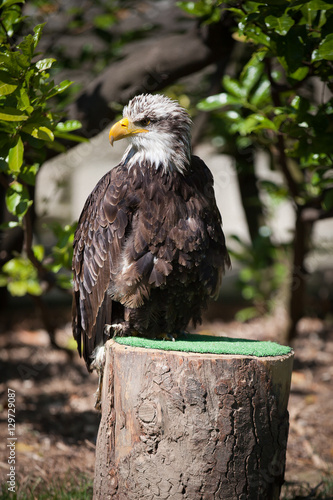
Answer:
72;94;230;371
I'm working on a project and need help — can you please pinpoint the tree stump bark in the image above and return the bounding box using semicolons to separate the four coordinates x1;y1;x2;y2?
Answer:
94;339;293;500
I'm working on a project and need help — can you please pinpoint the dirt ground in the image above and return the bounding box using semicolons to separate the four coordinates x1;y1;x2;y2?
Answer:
0;311;332;498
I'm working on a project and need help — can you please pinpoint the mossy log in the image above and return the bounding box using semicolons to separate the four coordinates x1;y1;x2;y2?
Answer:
94;339;293;500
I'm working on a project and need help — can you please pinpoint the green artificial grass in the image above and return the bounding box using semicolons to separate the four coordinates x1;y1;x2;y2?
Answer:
114;333;292;357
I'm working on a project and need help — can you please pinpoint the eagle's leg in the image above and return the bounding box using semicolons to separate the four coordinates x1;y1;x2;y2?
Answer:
95;370;103;412
91;345;106;411
93;322;135;410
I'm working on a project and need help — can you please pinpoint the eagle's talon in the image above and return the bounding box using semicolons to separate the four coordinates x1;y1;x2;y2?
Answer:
104;323;124;337
157;332;177;341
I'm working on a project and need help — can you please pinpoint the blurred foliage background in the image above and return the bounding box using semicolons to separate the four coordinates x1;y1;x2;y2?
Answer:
0;0;333;344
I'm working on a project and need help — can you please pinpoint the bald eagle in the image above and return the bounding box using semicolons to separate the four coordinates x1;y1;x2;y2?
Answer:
72;93;230;375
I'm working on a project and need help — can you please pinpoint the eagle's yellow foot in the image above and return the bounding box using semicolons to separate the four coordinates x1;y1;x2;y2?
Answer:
157;332;177;341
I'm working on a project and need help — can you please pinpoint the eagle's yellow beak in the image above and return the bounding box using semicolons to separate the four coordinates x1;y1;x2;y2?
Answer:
109;117;149;146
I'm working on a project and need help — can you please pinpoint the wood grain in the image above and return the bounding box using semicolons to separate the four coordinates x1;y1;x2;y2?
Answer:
94;340;293;500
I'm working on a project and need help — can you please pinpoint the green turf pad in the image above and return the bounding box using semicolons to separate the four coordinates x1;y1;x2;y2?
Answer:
114;334;292;357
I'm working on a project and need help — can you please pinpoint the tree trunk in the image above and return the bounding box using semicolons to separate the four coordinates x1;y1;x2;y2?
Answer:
94;340;293;500
287;207;313;342
235;146;264;245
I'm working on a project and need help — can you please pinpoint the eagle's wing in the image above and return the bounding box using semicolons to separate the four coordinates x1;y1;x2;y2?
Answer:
72;167;130;369
186;155;231;297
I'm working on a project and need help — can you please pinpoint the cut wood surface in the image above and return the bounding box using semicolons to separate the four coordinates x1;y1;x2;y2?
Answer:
94;339;294;500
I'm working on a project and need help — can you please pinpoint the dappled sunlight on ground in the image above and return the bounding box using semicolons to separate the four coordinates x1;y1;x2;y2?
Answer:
0;315;332;495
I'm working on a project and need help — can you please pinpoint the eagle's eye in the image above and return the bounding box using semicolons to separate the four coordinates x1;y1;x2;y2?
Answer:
137;118;150;127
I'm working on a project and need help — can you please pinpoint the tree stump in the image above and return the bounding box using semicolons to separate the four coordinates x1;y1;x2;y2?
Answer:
94;337;294;500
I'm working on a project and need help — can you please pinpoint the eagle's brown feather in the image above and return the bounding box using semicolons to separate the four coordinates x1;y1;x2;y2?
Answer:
72;94;230;370
72;155;230;369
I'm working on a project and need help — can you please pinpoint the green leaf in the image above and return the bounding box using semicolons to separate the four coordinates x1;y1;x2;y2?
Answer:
1;0;24;8
288;66;309;81
197;93;240;111
8;137;24;173
0;107;29;121
238;114;277;135
265;13;295;36
240;24;271;46
55;120;82;132
2;256;43;296
0;2;24;38
36;58;56;71
54;79;72;93
0;81;17;96
45;80;72;99
35;126;54;141
7;280;28;296
26;280;43;296
33;23;46;48
7;273;43;297
18;34;35;59
22;123;54;141
250;80;271;106
18;88;33;113
33;244;44;261
176;1;218;19
5;181;32;219
5;181;22;213
223;75;246;98
240;62;263;94
317;33;333;61
53;131;88;143
311;49;320;61
306;0;333;10
291;95;310;117
19;163;40;185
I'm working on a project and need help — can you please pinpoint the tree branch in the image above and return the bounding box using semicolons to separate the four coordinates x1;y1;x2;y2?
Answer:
265;58;300;200
67;17;235;136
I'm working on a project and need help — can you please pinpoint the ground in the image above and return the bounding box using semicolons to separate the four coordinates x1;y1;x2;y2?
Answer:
0;310;332;499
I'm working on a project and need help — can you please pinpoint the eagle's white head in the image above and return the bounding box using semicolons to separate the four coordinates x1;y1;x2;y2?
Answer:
109;94;192;174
